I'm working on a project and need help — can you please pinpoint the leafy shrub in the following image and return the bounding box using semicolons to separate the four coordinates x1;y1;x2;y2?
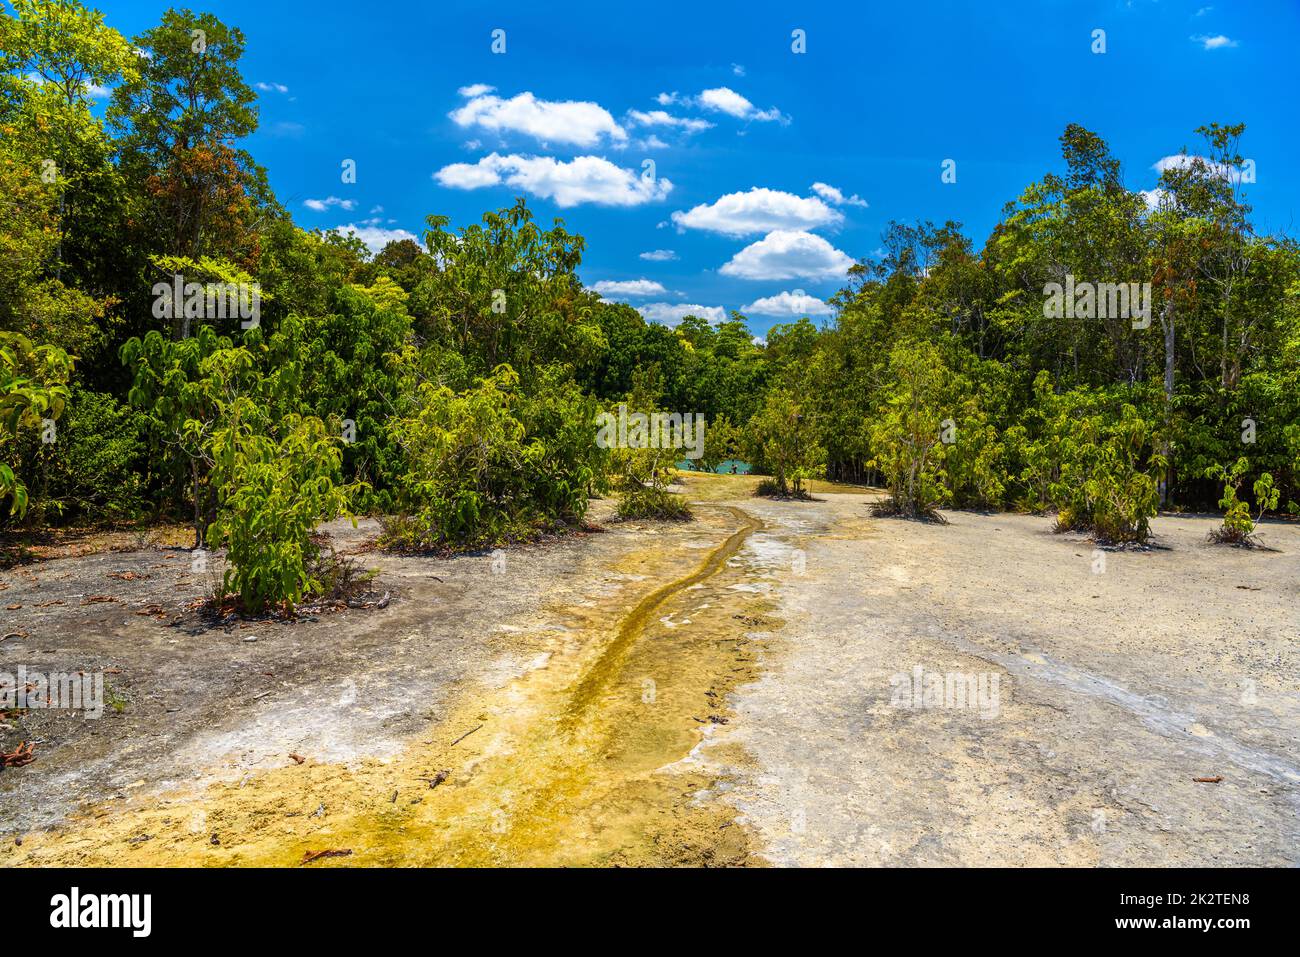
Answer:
385;364;607;549
697;413;741;474
386;366;536;550
0;332;73;518
205;399;355;614
515;368;606;524
613;442;691;520
18;386;147;524
1051;404;1165;544
1205;457;1279;546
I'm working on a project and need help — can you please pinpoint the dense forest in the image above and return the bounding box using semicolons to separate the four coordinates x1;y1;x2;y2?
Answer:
2;2;1297;611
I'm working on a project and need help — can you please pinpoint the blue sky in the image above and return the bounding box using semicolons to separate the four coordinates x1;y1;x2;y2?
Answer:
101;0;1299;336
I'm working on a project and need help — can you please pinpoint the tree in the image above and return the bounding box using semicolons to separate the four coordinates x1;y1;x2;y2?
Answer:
412;200;597;375
746;388;825;498
867;340;953;518
697;413;741;474
110;8;268;271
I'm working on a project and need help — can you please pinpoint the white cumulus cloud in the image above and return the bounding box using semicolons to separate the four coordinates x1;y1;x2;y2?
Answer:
655;87;785;123
720;230;854;281
639;249;678;262
671;187;842;237
591;278;669;299
256;81;289;94
810;182;868;208
637;302;727;326
450;90;627;148
434;153;672;207
627;109;714;133
742;289;835;317
1191;34;1237;49
697;86;784;122
331;223;418;255
304;196;355;212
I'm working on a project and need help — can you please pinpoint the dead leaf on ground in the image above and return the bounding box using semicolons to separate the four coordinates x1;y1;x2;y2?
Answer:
1;742;36;768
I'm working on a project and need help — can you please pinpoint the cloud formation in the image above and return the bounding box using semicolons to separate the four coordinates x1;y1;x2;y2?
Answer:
636;302;727;326
591;279;669;299
810;181;868;208
742;289;835;317
656;87;785;123
450;89;627;147
331;223;418;255
304;196;355;212
434;153;672;207
671;187;842;237
719;230;854;281
627;109;714;134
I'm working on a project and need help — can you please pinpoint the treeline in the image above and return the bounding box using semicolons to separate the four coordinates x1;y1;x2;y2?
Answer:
2;2;1296;611
767;123;1299;539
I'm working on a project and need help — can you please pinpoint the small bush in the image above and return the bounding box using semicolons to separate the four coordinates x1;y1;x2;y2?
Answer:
753;476;813;500
19;386;148;525
612;442;691;521
206;402;355;614
1205;457;1279;546
1049;404;1165;545
385;365;605;549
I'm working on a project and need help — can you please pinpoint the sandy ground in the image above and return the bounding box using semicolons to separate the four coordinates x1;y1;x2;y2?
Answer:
1;474;1296;866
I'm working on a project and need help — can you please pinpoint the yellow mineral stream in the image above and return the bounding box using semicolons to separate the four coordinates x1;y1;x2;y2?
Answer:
6;503;774;867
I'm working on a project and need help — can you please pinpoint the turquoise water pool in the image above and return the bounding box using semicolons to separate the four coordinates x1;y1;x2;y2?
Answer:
676;459;752;475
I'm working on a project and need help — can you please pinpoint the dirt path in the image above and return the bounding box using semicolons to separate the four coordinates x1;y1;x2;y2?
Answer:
3;474;1297;866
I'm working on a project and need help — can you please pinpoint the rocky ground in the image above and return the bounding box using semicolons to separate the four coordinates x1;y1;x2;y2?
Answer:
2;474;1296;866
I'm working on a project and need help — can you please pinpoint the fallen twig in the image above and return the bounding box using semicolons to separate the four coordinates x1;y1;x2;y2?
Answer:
449;724;482;748
300;848;352;865
1193;776;1223;784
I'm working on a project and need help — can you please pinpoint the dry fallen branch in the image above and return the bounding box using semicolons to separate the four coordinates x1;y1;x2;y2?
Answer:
300;848;352;865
